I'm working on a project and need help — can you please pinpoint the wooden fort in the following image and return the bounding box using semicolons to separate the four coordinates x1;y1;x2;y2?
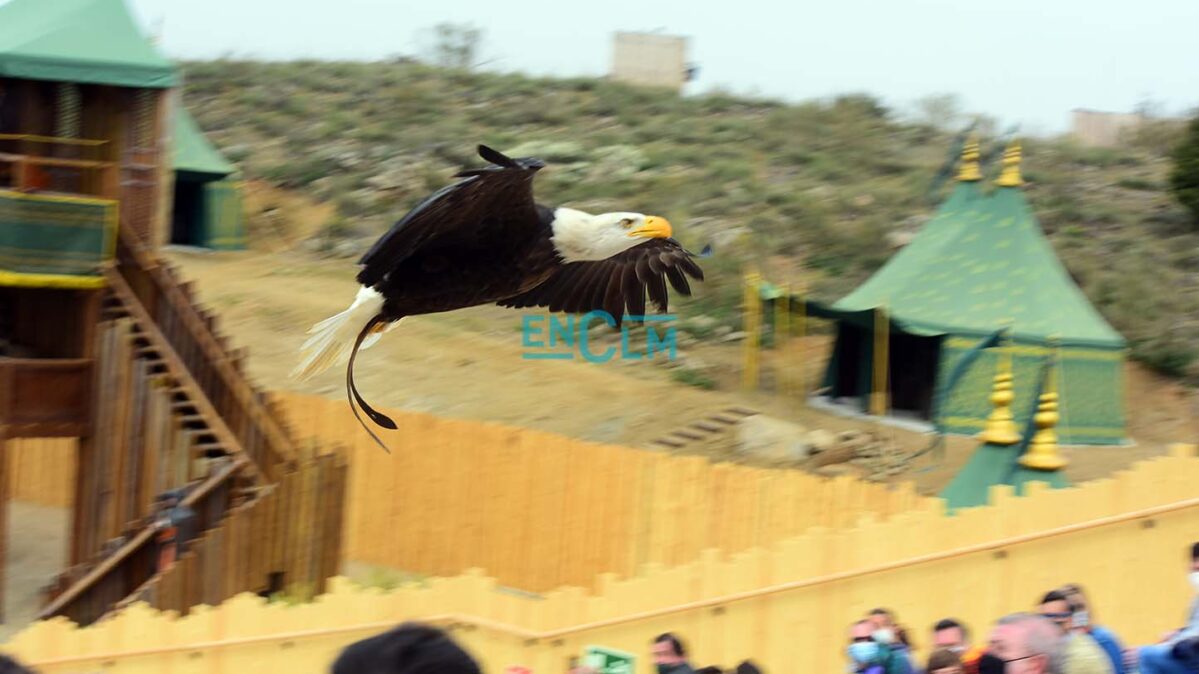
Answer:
0;0;345;627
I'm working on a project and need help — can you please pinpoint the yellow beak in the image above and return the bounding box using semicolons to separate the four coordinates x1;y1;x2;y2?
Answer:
629;215;672;239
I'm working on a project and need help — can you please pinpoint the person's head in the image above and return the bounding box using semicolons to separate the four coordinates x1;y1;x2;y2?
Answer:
652;633;687;666
928;648;964;674
693;668;722;674
1037;590;1074;635
849;619;885;667
985;612;1063;674
868;608;895;629
330;622;481;674
1058;584;1092;630
734;661;763;674
0;654;34;674
868;608;901;645
933;618;971;653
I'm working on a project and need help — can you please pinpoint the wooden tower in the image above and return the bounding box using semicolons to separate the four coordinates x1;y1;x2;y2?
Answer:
0;0;345;627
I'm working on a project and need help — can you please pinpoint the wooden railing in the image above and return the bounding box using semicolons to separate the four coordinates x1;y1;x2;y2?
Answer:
114;231;297;479
39;457;248;626
119;450;347;617
0;133;117;199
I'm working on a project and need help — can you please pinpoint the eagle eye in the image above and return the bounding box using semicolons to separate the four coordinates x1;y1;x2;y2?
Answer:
619;218;635;229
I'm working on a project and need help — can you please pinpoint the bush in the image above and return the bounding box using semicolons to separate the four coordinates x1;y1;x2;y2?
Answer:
1169;116;1199;228
671;367;717;390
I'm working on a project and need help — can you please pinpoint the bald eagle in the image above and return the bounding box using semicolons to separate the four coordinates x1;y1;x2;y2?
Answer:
292;144;706;449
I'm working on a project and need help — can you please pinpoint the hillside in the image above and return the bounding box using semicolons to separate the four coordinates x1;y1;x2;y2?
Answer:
179;59;1199;382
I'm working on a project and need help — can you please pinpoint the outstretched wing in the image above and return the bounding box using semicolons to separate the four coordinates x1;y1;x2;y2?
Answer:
356;145;546;287
496;238;705;327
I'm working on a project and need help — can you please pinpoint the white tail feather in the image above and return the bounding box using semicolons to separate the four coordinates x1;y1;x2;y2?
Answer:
291;286;386;381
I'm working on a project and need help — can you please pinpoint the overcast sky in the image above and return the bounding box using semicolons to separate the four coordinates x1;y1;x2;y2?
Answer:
120;0;1198;135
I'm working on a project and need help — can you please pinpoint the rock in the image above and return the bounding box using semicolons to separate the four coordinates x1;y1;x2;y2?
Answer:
856;443;882;458
714;326;734;338
806;429;836;453
721;331;748;343
734;415;811;462
806;443;858;468
837;432;873;456
815;464;859;478
886;230;917;250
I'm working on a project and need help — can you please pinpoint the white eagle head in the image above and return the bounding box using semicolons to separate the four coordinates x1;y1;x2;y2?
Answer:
549;207;673;262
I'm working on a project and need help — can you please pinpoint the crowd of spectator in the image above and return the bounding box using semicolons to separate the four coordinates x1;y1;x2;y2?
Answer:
846;542;1199;674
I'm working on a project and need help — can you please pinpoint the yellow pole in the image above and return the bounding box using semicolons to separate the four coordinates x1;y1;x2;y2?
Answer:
870;304;889;417
775;284;790;396
742;268;761;392
1020;341;1067;470
796;281;806;399
979;326;1022;445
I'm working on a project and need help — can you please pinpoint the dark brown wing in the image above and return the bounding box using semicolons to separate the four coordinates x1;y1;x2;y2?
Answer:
356;145;545;287
496;238;704;327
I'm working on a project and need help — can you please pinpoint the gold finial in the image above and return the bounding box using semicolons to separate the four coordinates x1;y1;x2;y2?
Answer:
979;327;1021;446
957;136;982;182
1019;346;1067;471
995;140;1024;187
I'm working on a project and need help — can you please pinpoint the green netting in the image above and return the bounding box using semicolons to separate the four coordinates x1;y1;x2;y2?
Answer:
0;189;115;287
935;337;1126;445
199;180;245;250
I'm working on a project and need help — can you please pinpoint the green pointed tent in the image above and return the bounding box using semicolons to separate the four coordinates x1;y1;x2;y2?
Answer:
815;144;1128;445
0;0;178;88
169;106;246;250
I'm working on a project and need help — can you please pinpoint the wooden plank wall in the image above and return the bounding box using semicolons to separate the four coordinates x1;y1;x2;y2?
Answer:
9;448;1199;674
133;449;348;615
72;318;230;564
6;438;75;507
274;391;933;593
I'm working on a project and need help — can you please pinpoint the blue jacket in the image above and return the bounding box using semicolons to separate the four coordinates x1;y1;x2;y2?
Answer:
1088;626;1126;674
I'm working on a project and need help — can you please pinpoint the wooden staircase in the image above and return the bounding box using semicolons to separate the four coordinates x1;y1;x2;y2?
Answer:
38;229;341;627
648;406;760;451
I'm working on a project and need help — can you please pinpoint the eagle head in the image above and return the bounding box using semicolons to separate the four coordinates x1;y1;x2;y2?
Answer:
550;208;673;262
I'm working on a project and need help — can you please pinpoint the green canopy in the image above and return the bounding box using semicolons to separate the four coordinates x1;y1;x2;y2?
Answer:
0;0;178;88
833;181;1125;349
173;106;237;179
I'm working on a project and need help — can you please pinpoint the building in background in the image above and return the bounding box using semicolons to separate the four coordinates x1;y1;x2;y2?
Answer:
1070;109;1149;148
609;31;697;92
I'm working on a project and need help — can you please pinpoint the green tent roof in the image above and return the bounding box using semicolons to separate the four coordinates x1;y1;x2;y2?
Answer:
0;0;178;88
833;181;1126;349
173;106;237;178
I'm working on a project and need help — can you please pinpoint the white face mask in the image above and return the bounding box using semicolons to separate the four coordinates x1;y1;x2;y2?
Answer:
873;628;896;645
1188;571;1199;592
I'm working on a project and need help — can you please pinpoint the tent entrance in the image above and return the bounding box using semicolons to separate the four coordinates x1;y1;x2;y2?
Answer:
169;177;205;246
821;322;943;420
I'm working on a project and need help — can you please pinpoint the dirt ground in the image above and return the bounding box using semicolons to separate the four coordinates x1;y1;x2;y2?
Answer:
1;503;67;642
165;245;1198;495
